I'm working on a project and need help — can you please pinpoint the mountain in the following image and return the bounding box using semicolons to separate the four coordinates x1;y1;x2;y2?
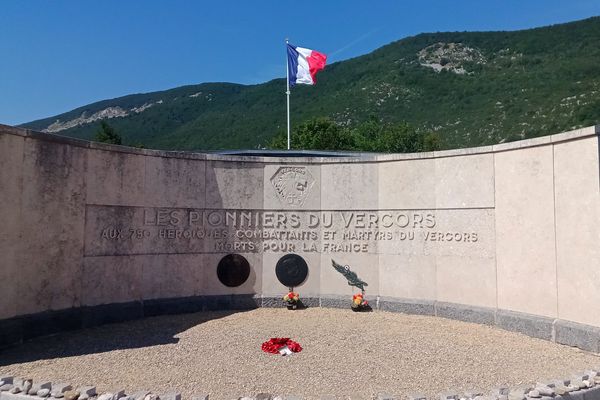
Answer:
21;17;600;151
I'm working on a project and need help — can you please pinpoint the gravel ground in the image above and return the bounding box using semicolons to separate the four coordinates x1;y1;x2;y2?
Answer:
1;308;599;400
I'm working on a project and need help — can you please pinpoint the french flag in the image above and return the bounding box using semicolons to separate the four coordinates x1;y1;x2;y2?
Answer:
287;43;327;87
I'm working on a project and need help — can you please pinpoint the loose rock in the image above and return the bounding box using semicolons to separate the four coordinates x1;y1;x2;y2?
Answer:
51;384;73;398
38;389;51;397
0;384;14;392
64;390;81;400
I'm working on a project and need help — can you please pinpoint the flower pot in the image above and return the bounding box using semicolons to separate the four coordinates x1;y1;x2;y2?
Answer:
287;304;297;310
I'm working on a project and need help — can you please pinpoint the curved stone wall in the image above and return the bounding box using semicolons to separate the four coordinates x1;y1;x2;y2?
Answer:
0;123;599;351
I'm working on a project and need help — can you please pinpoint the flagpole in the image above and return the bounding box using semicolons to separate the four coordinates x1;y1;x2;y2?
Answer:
285;38;291;150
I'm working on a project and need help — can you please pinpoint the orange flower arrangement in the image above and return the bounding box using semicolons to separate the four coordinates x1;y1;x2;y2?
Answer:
352;293;368;309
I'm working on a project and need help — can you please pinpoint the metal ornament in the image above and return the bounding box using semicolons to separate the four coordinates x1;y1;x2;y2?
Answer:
331;259;368;292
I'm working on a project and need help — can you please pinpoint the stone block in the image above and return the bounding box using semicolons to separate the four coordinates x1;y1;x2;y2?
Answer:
0;133;24;320
86;149;145;206
205;161;264;209
81;256;143;307
378;298;435;316
378;255;436;301
555;319;600;353
21;308;82;341
17;138;86;316
144;156;206;208
321;163;377;209
495;145;557;318
554;136;600;327
81;302;143;328
141;254;202;301
496;310;554;341
435;255;496;309
378;159;435;209
435;302;495;325
435;153;495;208
319;295;349;309
143;296;204;317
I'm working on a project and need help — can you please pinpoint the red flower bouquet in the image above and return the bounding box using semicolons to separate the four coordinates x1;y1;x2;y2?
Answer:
261;337;303;354
283;291;300;309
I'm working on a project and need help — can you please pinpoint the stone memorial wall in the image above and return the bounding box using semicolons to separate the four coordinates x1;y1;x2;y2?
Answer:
0;123;598;351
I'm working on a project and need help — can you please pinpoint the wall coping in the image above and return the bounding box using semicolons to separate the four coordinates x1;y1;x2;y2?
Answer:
1;123;598;164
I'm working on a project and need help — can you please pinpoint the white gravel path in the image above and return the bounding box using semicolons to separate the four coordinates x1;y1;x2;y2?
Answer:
1;308;599;400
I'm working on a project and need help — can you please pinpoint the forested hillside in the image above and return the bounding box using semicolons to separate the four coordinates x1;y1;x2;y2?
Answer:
22;17;600;151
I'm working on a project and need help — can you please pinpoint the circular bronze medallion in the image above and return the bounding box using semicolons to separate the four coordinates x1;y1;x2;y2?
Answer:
217;254;250;287
276;254;308;288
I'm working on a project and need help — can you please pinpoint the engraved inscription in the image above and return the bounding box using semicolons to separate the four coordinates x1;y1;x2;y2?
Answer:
270;166;315;207
84;206;492;257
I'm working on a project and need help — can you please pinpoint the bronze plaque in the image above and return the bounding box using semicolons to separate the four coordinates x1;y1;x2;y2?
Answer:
217;254;250;287
276;254;308;288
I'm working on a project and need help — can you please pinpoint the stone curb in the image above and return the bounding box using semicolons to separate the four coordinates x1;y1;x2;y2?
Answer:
4;296;600;354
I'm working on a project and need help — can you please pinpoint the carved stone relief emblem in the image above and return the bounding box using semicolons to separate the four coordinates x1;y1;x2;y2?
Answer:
270;166;315;207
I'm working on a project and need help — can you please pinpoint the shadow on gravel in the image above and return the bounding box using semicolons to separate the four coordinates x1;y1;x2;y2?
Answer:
0;310;246;366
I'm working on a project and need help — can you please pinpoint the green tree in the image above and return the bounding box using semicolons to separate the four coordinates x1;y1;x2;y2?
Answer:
94;121;122;145
423;131;443;151
269;117;356;151
374;122;423;153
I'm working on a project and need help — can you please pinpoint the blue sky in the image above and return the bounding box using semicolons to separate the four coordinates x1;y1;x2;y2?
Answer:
2;0;600;125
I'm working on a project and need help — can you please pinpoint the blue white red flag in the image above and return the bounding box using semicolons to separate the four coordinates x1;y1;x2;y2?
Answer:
287;43;327;86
